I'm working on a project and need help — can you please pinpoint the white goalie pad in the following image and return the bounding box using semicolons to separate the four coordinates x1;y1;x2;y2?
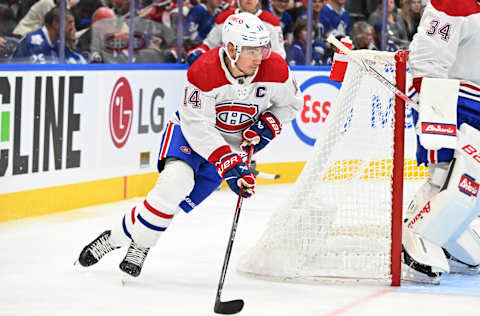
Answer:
443;216;480;267
403;227;450;273
418;78;459;150
407;124;480;247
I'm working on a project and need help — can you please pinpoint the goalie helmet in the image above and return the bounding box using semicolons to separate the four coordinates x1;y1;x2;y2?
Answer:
222;12;271;63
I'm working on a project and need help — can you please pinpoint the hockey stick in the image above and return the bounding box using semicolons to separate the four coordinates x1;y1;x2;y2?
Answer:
249;160;280;180
327;34;416;106
214;146;254;315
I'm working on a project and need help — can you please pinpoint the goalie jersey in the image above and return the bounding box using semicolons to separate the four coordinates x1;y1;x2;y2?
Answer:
409;0;480;101
169;46;302;161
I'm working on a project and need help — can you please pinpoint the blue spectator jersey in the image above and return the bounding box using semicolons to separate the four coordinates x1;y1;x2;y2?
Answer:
298;12;324;39
184;4;221;44
266;7;293;37
11;27;86;64
319;3;351;38
286;39;322;66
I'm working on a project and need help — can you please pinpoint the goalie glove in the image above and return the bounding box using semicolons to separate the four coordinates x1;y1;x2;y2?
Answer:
209;147;256;198
241;112;281;154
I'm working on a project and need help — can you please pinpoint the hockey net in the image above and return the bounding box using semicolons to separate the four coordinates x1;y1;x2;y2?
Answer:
237;50;427;285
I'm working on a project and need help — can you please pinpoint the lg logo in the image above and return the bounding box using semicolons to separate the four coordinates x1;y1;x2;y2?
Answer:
109;77;133;149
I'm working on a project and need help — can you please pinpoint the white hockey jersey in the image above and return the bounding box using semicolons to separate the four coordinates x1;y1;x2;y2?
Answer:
172;46;302;162
202;8;286;58
409;0;480;99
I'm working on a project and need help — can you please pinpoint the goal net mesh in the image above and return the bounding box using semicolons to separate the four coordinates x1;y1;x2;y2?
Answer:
237;50;426;284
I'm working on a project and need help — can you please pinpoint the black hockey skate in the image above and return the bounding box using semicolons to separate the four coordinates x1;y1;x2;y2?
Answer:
119;241;150;277
402;245;442;284
77;230;120;267
443;248;480;275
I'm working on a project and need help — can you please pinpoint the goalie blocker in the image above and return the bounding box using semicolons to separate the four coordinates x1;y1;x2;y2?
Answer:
403;124;480;282
418;78;459;150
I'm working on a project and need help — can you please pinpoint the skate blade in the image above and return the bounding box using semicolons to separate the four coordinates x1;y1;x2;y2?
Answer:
401;264;440;285
449;266;480;275
121;273;136;285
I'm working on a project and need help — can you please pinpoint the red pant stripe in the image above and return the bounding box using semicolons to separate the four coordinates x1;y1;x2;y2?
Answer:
143;200;174;219
131;206;136;224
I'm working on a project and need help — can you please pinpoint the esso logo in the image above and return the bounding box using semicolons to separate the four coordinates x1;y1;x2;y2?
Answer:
109;77;133;148
292;76;341;146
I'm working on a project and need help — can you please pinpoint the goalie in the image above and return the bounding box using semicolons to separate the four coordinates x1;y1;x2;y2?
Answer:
402;0;480;284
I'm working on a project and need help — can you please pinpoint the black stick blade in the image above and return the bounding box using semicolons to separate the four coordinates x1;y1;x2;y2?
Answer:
214;299;244;314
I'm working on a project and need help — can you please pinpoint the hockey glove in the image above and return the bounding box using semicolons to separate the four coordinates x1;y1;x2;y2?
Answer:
215;152;256;198
241;112;281;154
185;45;207;65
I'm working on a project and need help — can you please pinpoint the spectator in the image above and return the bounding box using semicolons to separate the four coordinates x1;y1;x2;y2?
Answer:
0;3;19;63
13;0;80;38
63;7;87;63
344;0;370;24
351;20;376;50
398;0;422;41
320;0;351;38
368;0;397;26
133;18;177;63
298;0;326;41
112;0;130;15
0;3;17;36
76;6;116;60
13;0;57;38
286;18;325;65
89;7;128;63
183;0;222;50
138;0;188;31
268;0;293;43
185;0;285;64
11;7;86;63
71;0;104;30
286;0;307;22
371;0;408;51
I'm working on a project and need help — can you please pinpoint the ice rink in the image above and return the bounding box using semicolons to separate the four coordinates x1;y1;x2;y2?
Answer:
1;184;480;316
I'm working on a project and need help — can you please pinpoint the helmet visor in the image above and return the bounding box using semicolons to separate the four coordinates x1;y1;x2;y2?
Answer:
240;43;272;61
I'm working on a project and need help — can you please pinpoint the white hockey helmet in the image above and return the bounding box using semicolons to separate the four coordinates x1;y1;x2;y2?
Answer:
222;12;271;63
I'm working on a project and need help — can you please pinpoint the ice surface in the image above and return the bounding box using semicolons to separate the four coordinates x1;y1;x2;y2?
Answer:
1;185;479;316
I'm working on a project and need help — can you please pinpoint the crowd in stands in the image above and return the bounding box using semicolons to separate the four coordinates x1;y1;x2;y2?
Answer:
0;0;426;65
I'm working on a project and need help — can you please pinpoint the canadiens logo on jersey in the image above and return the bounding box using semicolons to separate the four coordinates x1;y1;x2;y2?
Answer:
216;102;259;133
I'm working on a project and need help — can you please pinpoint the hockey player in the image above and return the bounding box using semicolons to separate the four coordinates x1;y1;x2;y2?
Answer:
402;0;480;284
185;0;286;64
77;12;303;278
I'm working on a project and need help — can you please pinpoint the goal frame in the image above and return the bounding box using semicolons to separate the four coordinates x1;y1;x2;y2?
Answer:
391;50;409;286
237;50;412;286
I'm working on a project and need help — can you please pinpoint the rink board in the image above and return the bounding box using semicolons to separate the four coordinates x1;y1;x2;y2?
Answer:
0;64;421;222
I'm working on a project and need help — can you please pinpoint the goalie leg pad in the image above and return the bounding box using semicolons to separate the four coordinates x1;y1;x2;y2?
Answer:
407;125;480;246
405;162;449;218
117;158;195;248
402;225;450;274
443;217;480;273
